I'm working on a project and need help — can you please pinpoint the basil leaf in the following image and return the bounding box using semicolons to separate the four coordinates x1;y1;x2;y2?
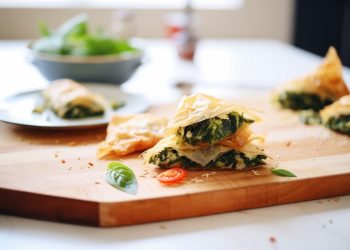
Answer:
38;21;51;37
57;14;88;38
271;168;297;177
105;162;138;195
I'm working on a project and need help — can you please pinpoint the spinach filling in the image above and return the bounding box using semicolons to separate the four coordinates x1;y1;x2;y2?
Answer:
149;147;266;170
325;115;350;135
177;112;254;146
299;110;322;125
278;91;332;111
63;105;104;119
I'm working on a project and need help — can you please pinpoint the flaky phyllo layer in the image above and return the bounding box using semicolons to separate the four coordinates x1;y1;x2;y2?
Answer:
97;114;168;158
320;95;350;135
143;93;267;170
273;47;349;111
43;79;107;119
164;93;260;147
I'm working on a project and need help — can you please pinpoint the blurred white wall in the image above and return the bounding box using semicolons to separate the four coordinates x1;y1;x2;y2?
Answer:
0;0;294;42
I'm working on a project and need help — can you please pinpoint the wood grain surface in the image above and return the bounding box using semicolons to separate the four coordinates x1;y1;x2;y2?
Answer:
0;94;349;227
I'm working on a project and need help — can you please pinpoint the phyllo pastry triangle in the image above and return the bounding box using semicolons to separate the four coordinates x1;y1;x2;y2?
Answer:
320;95;350;135
164;93;260;148
98;114;168;158
43;79;107;119
144;93;267;170
274;47;349;111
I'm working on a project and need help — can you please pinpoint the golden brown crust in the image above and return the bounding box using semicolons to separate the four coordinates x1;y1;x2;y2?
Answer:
142;94;266;167
164;93;260;137
275;47;349;100
97;114;168;158
43;79;107;117
320;95;350;121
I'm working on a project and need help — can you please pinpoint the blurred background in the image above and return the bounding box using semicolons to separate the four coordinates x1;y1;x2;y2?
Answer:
0;0;349;66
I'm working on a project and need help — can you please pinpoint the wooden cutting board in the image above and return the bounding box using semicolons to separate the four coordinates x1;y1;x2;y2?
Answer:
0;94;349;227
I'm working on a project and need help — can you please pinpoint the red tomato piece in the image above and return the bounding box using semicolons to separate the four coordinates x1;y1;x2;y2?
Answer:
157;167;186;184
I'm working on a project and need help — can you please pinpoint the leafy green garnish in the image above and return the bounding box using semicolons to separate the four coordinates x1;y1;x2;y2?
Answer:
33;14;137;56
38;21;51;37
271;168;297;177
110;101;125;111
105;162;138;195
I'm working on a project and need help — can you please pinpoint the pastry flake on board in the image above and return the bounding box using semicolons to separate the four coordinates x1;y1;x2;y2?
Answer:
97;114;168;158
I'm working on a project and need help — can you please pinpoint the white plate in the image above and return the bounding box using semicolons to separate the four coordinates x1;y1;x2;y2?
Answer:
0;84;150;129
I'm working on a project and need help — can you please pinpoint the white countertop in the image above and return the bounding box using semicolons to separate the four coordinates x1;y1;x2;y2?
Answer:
0;39;350;250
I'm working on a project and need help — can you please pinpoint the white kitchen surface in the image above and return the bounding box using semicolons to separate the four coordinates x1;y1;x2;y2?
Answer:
0;39;350;250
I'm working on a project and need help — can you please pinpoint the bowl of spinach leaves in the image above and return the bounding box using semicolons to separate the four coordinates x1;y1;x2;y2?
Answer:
28;14;143;84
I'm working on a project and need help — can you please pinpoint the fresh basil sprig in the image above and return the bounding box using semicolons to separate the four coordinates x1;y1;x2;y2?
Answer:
271;168;297;177
105;162;138;195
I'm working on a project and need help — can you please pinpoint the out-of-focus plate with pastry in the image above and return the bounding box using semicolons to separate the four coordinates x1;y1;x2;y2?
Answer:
0;81;149;129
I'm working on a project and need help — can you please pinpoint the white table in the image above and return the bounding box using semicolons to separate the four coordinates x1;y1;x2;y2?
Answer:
1;39;350;250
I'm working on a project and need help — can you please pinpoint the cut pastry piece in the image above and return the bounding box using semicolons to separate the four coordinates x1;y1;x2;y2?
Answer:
143;135;266;170
97;114;168;158
43;79;107;119
165;93;260;148
320;95;350;135
274;47;349;111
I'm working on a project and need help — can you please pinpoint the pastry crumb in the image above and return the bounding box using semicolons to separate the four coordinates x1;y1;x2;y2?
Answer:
251;170;260;176
190;177;204;183
67;141;77;146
